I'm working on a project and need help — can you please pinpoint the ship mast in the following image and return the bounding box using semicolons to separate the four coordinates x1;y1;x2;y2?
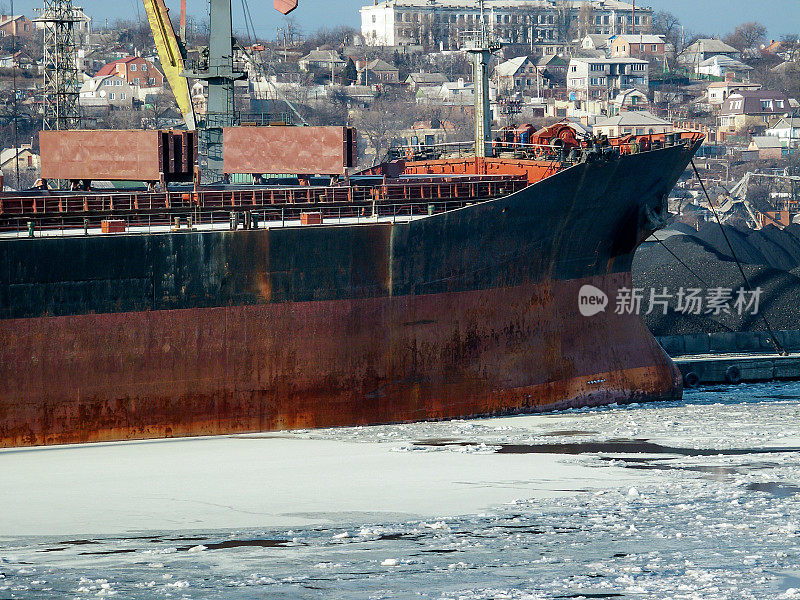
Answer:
466;0;500;158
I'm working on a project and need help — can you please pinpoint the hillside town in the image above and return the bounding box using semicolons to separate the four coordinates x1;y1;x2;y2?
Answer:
0;0;799;226
6;4;800;597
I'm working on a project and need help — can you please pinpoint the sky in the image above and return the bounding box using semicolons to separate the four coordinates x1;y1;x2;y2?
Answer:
4;0;800;40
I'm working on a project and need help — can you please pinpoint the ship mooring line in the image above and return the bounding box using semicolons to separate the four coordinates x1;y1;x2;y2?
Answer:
653;236;737;333
691;159;788;356
655;236;709;287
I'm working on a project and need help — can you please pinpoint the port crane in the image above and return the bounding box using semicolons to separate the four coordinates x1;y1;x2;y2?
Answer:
143;0;298;180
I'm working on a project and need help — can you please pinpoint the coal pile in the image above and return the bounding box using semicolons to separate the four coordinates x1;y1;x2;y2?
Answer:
633;223;800;336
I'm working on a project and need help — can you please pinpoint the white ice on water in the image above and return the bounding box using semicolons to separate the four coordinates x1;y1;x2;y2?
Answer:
0;381;799;599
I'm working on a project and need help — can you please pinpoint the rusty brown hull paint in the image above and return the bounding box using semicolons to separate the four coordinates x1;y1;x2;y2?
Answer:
0;272;680;448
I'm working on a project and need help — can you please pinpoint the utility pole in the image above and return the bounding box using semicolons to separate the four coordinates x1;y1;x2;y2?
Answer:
11;0;20;191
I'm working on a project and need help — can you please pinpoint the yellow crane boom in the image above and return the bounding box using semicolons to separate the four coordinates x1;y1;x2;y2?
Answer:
143;0;196;130
143;0;297;131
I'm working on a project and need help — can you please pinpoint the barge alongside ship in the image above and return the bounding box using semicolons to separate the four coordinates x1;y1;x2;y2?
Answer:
0;133;702;448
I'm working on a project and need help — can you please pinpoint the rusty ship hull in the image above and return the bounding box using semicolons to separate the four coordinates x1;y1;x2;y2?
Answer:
0;142;699;448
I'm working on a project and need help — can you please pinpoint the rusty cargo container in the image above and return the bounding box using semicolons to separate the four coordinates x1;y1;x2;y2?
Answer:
40;130;197;184
223;126;357;176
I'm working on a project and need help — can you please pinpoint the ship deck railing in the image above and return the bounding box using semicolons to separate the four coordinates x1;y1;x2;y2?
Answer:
0;174;528;219
0;200;498;239
0;172;529;239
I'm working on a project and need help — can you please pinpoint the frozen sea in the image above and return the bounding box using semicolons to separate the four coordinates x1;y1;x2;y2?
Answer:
2;382;800;599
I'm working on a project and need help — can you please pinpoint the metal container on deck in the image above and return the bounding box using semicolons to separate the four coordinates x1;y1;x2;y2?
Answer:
40;130;197;185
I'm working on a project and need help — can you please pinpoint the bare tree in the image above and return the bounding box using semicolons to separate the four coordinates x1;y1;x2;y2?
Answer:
652;10;681;55
553;0;575;46
301;26;358;53
94;108;142;130
724;22;768;53
143;89;179;129
351;90;416;166
577;3;595;39
110;19;159;54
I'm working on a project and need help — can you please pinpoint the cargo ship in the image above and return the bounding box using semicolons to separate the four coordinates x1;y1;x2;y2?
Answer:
0;0;703;448
0;122;702;448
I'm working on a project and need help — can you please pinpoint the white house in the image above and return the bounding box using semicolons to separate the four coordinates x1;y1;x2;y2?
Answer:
697;55;753;79
678;38;740;71
581;34;611;52
494;56;542;95
298;49;345;72
707;81;762;106
0;145;40;174
593;110;673;137
79;74;134;109
610;88;649;114
765;117;800;148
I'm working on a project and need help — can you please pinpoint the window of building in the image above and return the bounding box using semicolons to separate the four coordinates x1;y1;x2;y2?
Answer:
762;100;773;110
590;78;598;86
130;64;137;71
636;128;645;135
121;93;126;100
134;78;140;85
372;15;376;23
777;100;785;109
571;65;577;72
109;93;115;100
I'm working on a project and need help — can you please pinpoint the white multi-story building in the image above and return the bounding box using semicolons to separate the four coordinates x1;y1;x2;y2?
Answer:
567;56;649;101
360;0;652;51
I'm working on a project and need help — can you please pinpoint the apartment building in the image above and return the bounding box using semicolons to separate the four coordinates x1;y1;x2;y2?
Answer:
360;0;652;51
567;56;648;101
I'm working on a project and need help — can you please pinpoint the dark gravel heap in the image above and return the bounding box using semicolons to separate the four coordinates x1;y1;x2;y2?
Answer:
633;223;800;336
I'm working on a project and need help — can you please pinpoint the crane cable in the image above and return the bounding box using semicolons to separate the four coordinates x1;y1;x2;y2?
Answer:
239;0;308;125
